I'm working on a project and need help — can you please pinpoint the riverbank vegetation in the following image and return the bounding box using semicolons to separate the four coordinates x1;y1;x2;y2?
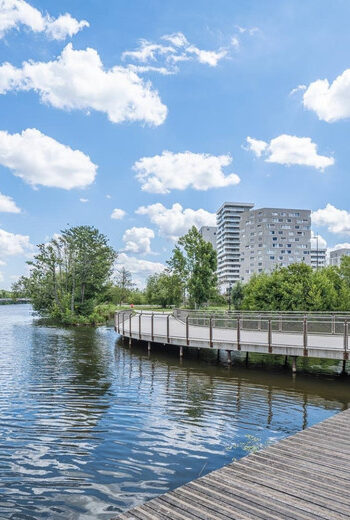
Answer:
8;223;350;324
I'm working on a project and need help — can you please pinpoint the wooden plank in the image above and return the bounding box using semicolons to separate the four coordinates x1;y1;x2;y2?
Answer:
112;408;350;520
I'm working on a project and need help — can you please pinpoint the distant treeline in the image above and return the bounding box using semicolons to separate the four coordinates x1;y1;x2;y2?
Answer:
231;259;350;311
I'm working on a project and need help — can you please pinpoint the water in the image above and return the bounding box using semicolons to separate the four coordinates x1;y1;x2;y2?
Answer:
0;304;349;519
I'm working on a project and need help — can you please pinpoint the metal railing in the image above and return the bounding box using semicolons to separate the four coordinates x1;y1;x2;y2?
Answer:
115;310;349;360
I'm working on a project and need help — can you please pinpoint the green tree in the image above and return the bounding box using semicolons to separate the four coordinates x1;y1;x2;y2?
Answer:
111;267;135;305
231;282;245;310
168;226;217;307
146;272;182;308
19;225;116;323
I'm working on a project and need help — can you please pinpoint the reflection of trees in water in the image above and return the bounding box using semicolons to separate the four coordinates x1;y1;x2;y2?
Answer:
117;341;350;435
28;324;112;435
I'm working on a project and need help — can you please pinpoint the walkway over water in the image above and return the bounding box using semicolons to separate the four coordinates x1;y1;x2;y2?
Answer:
114;407;350;520
115;310;350;363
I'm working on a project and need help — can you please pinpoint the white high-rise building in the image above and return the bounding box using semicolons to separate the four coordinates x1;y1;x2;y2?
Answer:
310;234;327;269
329;247;350;267
199;226;217;250
239;207;312;283
216;202;254;291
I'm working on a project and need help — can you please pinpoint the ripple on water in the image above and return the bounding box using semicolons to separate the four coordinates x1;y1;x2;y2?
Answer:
0;304;349;519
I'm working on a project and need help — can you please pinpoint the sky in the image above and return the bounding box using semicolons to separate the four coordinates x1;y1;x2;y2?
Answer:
1;0;350;288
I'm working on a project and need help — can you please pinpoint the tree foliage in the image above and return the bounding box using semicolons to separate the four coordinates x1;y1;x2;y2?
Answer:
14;225;116;324
237;259;350;311
167;226;217;307
145;272;183;308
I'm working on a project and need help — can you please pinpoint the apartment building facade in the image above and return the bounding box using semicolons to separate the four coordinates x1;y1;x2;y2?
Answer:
310;248;327;269
239;207;311;283
216;202;254;291
199;226;217;250
329;247;350;267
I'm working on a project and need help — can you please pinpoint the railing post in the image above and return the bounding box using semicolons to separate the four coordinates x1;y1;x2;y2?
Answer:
258;314;261;331
237;317;241;351
344;320;348;360
139;313;141;339
122;312;125;336
268;319;272;353
117;312;120;333
279;314;282;332
303;317;308;357
129;313;132;339
332;314;336;334
209;317;213;348
186;315;189;346
167;314;170;343
151;312;154;342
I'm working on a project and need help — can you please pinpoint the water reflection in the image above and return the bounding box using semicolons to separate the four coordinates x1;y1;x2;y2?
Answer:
0;304;349;519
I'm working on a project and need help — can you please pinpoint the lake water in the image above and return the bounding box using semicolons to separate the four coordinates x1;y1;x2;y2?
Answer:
1;304;349;519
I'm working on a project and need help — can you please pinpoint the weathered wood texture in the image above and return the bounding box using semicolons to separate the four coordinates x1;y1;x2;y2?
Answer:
113;408;350;520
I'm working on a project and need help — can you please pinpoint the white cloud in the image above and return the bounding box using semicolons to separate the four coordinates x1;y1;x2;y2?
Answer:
312;204;350;235
122;32;229;73
116;252;164;288
79;198;88;203
303;69;350;122
245;136;267;157
328;242;350;253
310;230;327;250
0;0;89;40
111;208;126;220
122;226;154;255
289;84;306;96
0;44;167;126
186;45;228;66
136;203;216;241
133;151;240;194
231;36;240;49
0;227;32;256
0;128;97;189
0;192;20;212
245;134;334;171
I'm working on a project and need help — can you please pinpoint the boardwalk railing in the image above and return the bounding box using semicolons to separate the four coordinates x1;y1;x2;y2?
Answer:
115;309;350;362
173;309;350;335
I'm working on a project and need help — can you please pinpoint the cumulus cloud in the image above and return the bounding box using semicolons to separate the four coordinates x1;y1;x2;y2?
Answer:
303;69;350;122
0;227;32;256
310;230;327;250
133;151;240;194
136;203;216;241
245;134;334;171
0;44;167;126
122;32;229;74
0;192;20;212
0;128;97;189
328;242;350;253
122;226;154;255
111;208;126;220
79;198;88;203
0;0;89;40
312;204;350;235
115;252;164;288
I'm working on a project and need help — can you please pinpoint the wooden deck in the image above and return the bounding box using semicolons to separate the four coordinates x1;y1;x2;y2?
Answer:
113;408;350;520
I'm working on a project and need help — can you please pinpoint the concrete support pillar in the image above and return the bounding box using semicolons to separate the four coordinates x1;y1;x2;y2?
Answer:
245;352;249;366
284;355;288;368
197;348;200;359
227;350;232;365
292;356;297;374
342;359;347;375
217;349;220;363
129;337;132;348
179;346;183;359
148;341;151;354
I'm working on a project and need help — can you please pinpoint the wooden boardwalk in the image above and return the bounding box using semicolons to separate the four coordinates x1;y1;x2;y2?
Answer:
114;408;350;520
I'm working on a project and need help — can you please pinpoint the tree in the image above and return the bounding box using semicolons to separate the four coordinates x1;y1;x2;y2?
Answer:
113;267;135;305
20;225;116;323
168;226;217;307
146;272;182;308
231;282;245;310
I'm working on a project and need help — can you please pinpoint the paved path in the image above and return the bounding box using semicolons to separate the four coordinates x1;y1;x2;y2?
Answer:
117;313;347;359
113;407;350;520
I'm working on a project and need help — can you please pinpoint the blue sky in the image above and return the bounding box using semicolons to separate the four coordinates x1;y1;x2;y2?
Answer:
1;0;350;287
